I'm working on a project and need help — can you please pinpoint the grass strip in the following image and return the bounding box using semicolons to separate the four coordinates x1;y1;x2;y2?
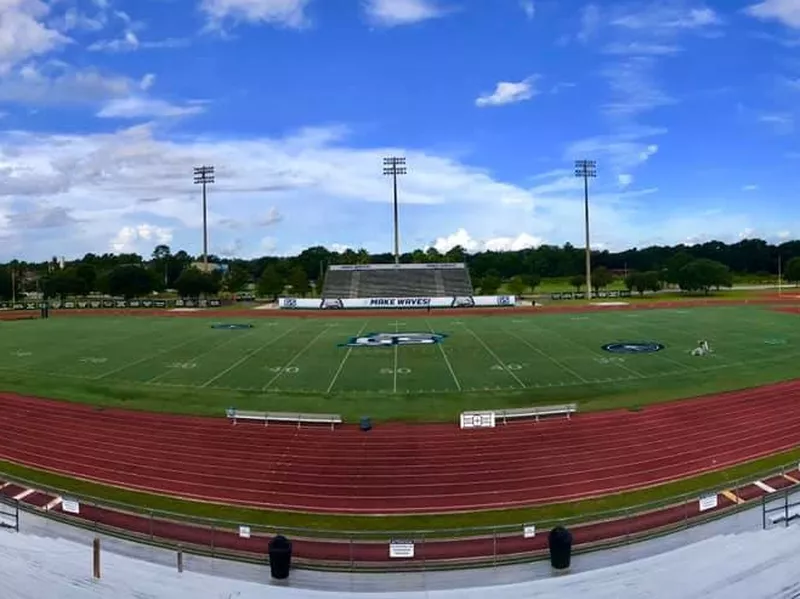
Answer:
2;447;799;537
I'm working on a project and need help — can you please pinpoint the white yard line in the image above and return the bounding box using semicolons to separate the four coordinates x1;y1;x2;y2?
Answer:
426;318;461;391
146;330;259;384
460;323;526;388
198;325;300;388
504;328;590;383
393;321;399;394
325;321;369;394
262;327;331;390
92;333;215;380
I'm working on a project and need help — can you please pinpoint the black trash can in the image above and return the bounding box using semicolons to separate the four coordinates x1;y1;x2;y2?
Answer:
268;535;292;580
548;526;573;571
359;416;372;432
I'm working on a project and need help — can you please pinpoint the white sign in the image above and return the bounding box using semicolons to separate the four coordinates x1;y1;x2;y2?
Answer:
278;295;515;310
699;493;718;512
239;526;251;539
389;541;415;558
62;498;80;514
460;411;496;429
523;525;536;539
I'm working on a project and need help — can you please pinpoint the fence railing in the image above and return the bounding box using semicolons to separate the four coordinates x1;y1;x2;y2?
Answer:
4;458;799;571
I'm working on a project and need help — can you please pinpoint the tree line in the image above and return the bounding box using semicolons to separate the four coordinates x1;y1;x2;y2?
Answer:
0;238;799;301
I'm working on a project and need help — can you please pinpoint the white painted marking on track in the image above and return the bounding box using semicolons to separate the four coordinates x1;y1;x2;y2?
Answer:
754;480;776;493
45;496;62;511
326;321;369;393
0;482;8;490
13;489;34;501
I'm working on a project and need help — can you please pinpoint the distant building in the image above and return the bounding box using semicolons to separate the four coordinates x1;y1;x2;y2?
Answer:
191;262;229;274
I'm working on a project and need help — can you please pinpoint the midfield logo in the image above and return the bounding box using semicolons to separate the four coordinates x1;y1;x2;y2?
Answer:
601;341;665;354
340;332;447;347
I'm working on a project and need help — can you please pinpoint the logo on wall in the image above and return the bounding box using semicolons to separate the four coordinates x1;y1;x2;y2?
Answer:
601;342;665;354
451;296;475;308
319;298;344;309
284;298;298;308
340;332;447;347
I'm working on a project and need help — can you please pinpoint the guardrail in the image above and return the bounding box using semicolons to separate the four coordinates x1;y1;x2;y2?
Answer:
3;458;799;571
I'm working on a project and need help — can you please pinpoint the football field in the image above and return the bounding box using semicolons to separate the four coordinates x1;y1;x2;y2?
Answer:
1;305;798;420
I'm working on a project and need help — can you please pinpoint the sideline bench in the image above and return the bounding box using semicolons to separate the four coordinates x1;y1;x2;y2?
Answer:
495;403;577;425
225;408;343;430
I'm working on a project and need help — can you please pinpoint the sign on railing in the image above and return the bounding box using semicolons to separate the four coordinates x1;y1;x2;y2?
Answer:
699;493;718;511
460;411;496;429
389;540;415;558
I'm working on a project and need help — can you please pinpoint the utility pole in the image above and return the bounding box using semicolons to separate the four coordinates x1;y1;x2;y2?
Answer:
574;159;597;299
382;156;407;265
193;165;215;270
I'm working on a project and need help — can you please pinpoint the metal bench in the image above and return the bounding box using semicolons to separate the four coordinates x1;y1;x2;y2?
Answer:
495;403;577;424
225;408;343;430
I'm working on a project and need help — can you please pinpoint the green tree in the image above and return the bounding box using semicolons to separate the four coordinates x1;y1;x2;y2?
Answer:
506;275;527;297
522;272;541;292
676;259;732;295
42;269;84;298
625;271;662;296
74;263;97;295
107;265;157;299
479;274;502;295
257;265;285;300
785;257;800;285
569;274;585;291
174;267;221;297
288;265;311;297
0;267;12;300
224;266;251;294
591;266;614;291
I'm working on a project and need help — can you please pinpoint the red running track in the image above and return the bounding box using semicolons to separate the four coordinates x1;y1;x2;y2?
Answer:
1;380;800;514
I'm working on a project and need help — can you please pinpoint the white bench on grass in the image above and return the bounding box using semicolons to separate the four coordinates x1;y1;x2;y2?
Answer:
495;403;577;424
225;408;342;430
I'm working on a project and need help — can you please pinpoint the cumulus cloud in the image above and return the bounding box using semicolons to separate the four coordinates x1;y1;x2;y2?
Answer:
200;0;312;29
0;0;70;74
0;123;792;261
363;0;449;27
746;0;800;28
475;76;539;107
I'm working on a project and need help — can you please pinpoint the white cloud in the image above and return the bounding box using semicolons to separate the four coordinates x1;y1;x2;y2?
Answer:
743;184;759;191
475;76;538;107
0;63;133;105
363;0;449;27
431;228;544;253
0;123;790;261
565;128;663;174
0;0;70;74
618;174;633;188
577;4;600;43
759;112;794;134
746;0;800;28
88;33;190;53
520;0;535;20
111;224;173;253
602;42;682;55
97;97;206;119
200;0;312;29
600;56;677;117
611;5;721;31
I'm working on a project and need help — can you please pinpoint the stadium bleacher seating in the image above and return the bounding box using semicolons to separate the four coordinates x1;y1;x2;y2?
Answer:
321;263;474;298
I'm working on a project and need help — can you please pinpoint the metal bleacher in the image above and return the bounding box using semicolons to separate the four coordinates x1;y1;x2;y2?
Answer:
322;263;474;298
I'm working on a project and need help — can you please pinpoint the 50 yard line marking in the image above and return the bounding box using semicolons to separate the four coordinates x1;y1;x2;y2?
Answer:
459;322;526;388
426;318;461;391
326;321;369;394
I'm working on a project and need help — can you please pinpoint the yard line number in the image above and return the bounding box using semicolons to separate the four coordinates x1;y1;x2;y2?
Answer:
268;366;300;374
594;357;626;364
380;368;411;374
167;362;197;369
491;363;524;370
80;357;108;364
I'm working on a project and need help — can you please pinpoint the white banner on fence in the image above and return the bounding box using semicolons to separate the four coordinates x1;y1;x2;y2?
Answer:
523;524;537;539
460;411;496;429
62;498;80;515
699;493;718;512
239;526;251;539
389;540;415;558
279;295;515;310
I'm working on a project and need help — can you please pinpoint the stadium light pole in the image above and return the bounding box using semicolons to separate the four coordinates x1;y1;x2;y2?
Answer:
575;159;597;299
193;165;216;270
383;156;407;265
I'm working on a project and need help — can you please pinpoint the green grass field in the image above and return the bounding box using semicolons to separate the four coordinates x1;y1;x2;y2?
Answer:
0;305;798;421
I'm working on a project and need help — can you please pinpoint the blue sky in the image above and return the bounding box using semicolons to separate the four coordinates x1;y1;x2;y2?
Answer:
0;0;799;261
